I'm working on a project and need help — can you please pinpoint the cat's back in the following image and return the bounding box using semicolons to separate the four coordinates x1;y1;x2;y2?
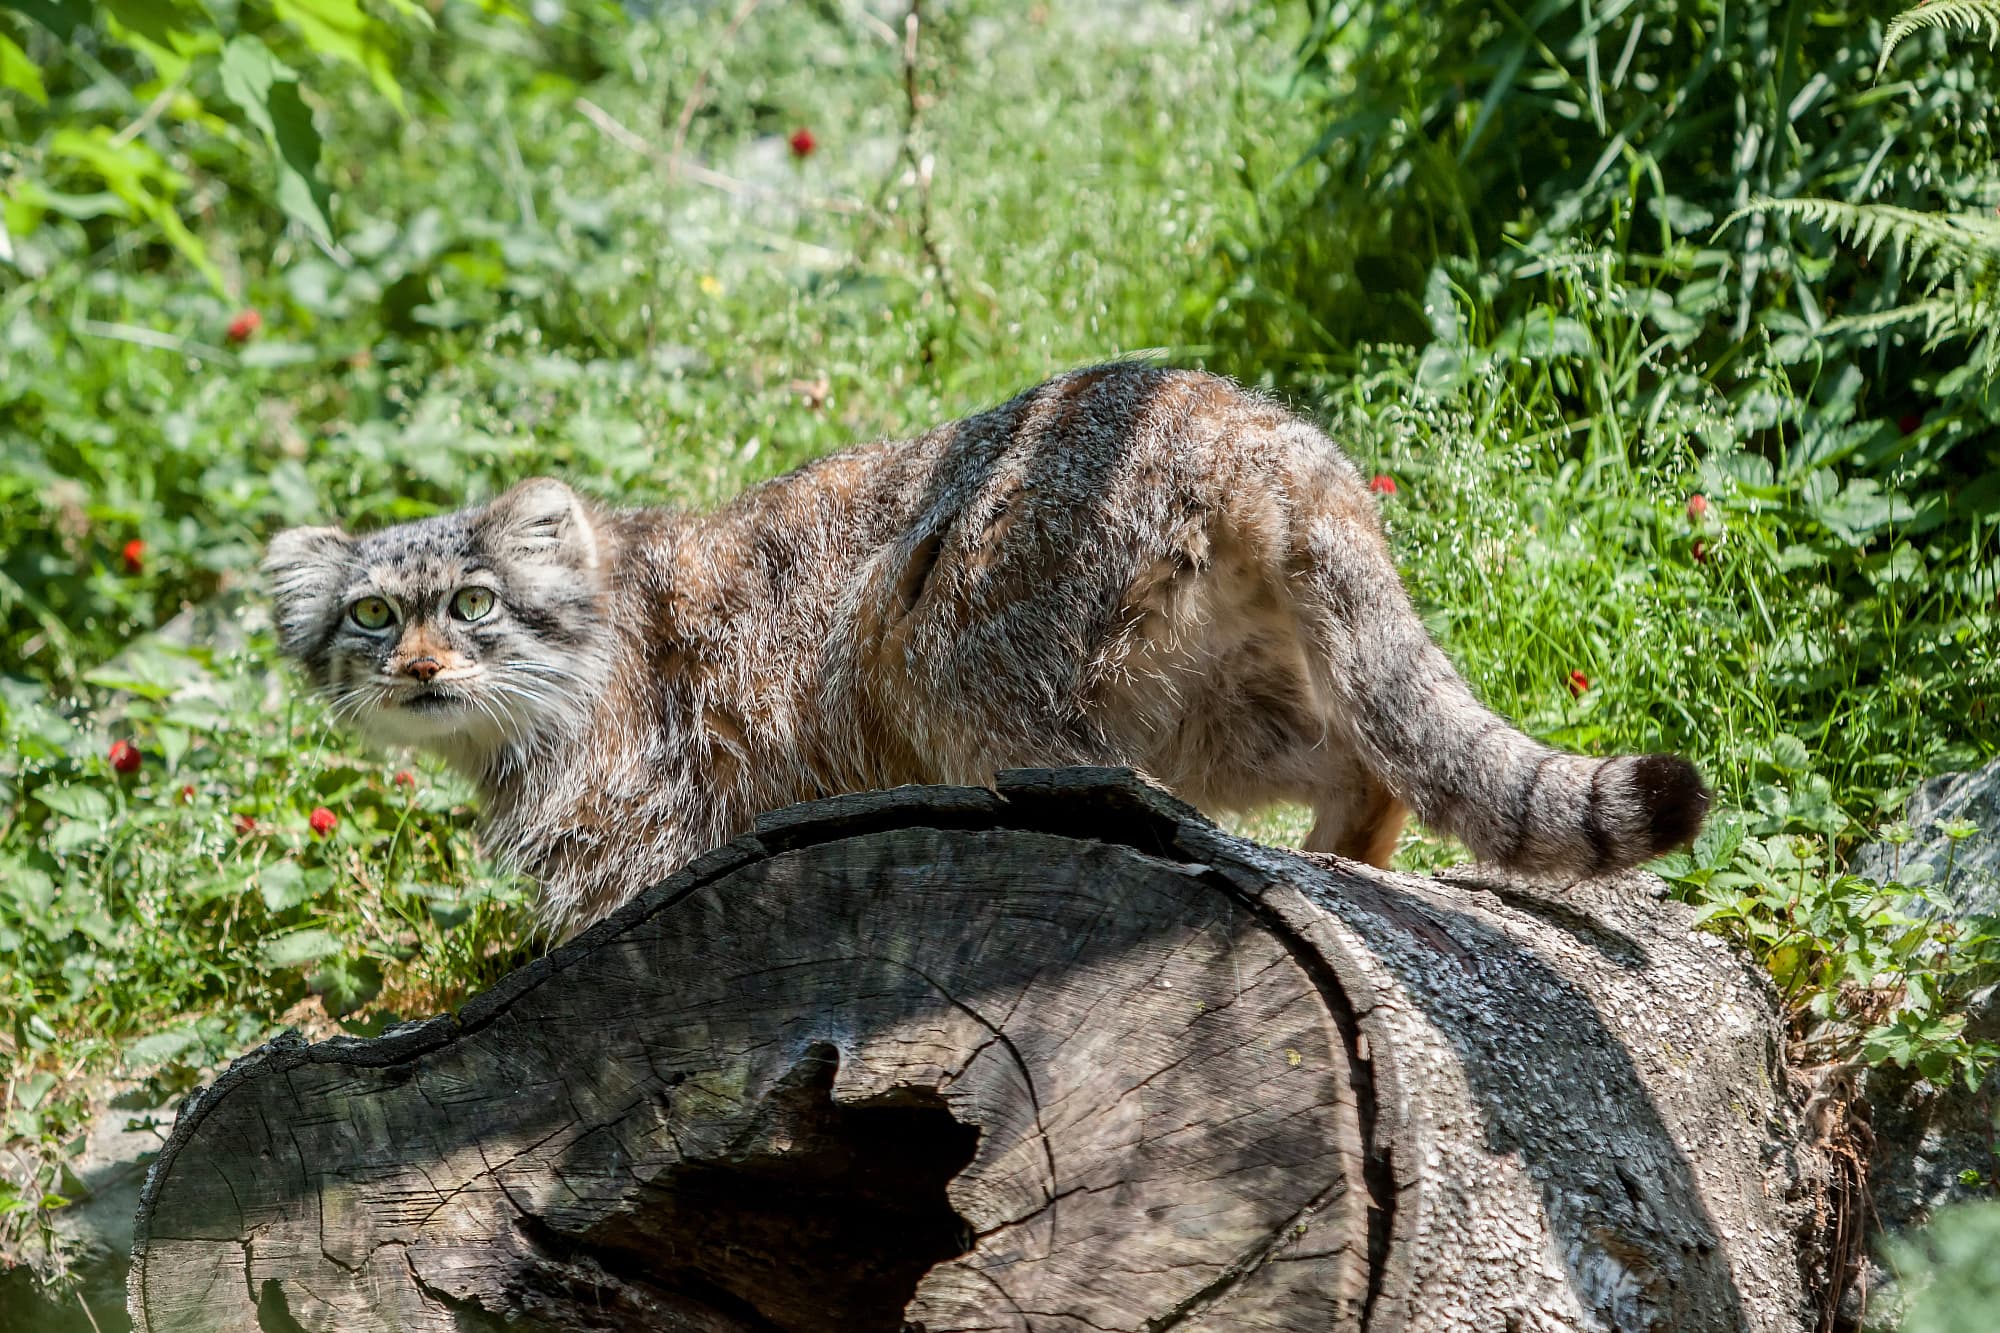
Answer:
653;363;1350;675
712;363;1316;538
863;363;1350;588
671;363;1350;638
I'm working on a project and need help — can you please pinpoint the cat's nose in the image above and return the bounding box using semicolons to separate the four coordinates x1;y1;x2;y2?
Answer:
404;657;442;683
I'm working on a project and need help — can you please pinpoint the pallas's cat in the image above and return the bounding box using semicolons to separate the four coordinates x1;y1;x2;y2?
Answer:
267;365;1707;935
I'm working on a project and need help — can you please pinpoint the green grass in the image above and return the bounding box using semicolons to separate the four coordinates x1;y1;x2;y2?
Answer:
3;0;1997;1306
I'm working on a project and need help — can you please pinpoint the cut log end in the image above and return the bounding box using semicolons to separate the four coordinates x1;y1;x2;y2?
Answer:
130;768;1833;1333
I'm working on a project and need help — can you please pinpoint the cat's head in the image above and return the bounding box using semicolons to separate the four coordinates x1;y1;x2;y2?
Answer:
263;478;612;767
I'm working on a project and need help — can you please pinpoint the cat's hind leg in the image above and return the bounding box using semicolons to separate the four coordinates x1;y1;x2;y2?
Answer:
1303;766;1408;868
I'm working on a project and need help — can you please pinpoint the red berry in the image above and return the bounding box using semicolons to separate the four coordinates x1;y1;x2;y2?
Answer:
1368;474;1397;496
393;769;416;790
122;538;145;574
178;784;196;803
1685;493;1708;520
1897;412;1922;436
1692;539;1709;564
234;814;258;835
226;309;262;344
108;739;142;773
1567;670;1590;697
788;126;816;159
308;806;338;838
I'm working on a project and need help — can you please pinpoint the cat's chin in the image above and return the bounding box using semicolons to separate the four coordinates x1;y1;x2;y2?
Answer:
355;702;511;751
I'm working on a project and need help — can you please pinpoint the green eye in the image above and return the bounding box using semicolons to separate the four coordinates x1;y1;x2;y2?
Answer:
350;597;394;630
451;587;496;622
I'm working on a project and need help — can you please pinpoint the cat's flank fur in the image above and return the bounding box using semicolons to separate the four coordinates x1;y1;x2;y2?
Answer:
267;364;1708;935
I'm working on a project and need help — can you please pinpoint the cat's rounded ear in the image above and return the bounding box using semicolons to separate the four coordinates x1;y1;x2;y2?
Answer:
262;526;354;660
481;477;600;570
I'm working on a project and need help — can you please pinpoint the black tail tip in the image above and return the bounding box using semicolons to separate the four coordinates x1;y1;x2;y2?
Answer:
1629;753;1711;856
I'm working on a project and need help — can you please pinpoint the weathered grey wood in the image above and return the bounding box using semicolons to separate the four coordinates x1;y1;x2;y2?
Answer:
130;768;1833;1332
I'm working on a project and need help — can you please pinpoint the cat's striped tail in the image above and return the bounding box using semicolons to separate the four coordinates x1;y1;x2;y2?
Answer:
1295;500;1709;878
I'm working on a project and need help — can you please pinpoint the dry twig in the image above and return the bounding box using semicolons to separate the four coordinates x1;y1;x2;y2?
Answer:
897;1;957;319
668;0;765;177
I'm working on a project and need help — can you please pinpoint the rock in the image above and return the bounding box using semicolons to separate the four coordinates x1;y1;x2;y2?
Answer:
1861;1058;2000;1235
1851;755;2000;920
1848;755;2000;1229
0;1095;172;1333
1848;757;2000;1324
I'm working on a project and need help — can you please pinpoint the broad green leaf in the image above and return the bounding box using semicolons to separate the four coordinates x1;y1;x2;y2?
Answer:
1863;542;1927;591
0;679;76;753
13;1070;55;1112
260;928;342;968
4;179;128;226
218;36;334;244
1646;195;1715;235
1788;777;1845;836
47;818;106;853
155;722;190;769
102;0;198;53
84;632;216;698
49;127;221;290
1813;478;1916;546
309;956;382;1017
1774;543;1823;572
258;860;313;912
50;126;185;198
1715;451;1778;494
72;907;120;948
1415;342;1473;393
34;784;111;822
2;193;37;245
1496;310;1594;361
0;0;89;40
1422;265;1463;345
1769;734;1811;773
0;30;45;104
83;667;181;700
123;1028;199;1070
1689;809;1746;872
270;0;410;110
0;862;55;915
1750;782;1791;821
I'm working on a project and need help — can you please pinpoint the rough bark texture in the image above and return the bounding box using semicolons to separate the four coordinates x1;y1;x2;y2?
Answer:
129;768;1832;1332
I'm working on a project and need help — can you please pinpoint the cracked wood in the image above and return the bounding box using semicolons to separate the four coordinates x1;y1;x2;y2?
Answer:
130;768;1830;1332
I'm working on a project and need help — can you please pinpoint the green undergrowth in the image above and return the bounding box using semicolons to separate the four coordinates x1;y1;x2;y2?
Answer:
1236;0;2000;1105
2;0;1998;1314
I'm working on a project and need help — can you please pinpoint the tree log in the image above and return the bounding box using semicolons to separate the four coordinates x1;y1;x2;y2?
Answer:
129;768;1833;1332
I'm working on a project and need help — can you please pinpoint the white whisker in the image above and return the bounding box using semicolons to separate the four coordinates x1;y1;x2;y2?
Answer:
488;680;586;734
500;659;593;686
462;688;518;746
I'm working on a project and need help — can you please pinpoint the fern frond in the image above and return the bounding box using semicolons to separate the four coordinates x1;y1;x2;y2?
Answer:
1818;278;1999;353
1728;197;2000;352
1880;0;2000;74
1817;297;1960;340
1726;197;2000;277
